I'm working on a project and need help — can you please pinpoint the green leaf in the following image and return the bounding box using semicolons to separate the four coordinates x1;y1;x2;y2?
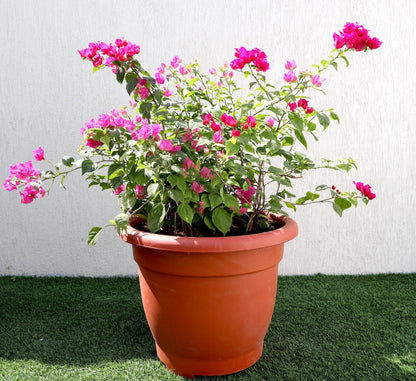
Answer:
341;55;350;67
61;156;74;167
330;61;338;70
168;189;184;204
332;197;352;217
223;194;239;209
108;163;124;179
209;193;223;209
81;159;96;175
225;140;240;156
212;208;232;236
204;215;216;231
294;129;308;148
315;184;329;191
116;66;126;84
87;227;103;246
289;113;303;132
114;213;129;234
126;77;139;95
139;102;153;120
147;203;166;232
178;203;194;225
317;112;330;130
330;111;340;123
147;183;161;199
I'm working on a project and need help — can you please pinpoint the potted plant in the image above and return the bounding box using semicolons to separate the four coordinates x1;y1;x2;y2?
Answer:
3;22;380;377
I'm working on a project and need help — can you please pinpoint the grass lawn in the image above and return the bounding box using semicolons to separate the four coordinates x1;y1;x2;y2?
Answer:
0;274;415;380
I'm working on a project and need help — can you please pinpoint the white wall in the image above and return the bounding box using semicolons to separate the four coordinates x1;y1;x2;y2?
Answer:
1;0;415;276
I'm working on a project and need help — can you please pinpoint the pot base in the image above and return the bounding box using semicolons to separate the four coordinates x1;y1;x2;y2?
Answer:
156;343;263;378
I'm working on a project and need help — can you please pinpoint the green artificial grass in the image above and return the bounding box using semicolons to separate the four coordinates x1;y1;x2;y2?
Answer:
0;274;415;380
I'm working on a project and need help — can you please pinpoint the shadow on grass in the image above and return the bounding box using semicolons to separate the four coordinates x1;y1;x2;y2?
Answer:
1;274;415;380
0;277;156;366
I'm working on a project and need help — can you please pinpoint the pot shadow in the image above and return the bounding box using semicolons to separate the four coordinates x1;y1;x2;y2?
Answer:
0;277;157;366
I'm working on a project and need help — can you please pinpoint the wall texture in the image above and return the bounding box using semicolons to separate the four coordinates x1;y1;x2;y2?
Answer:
1;0;415;276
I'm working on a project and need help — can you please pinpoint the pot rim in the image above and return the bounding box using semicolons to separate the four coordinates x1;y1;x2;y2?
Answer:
120;213;298;253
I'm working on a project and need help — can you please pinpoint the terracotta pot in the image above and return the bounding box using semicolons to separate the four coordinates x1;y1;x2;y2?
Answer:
120;214;298;377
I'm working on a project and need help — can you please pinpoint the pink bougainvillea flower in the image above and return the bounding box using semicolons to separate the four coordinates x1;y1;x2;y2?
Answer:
200;166;211;178
86;138;104;148
246;116;256;128
19;183;45;204
213;131;224;144
239;206;248;214
112;184;125;195
158;139;181;153
230;47;269;72
191;181;205;194
311;75;326;87
155;72;165;84
283;70;297;83
135;185;146;199
231;129;241;137
164;87;173;97
354;181;376;200
220;113;237;127
267;118;275;126
333;22;382;51
2;176;18;191
297;98;309;109
9;161;40;181
203;113;213;125
305;107;314;114
285;59;297;70
211;121;222;132
33;147;45;161
235;180;256;204
170;55;181;69
288;102;297;111
182;157;197;170
138;86;150;99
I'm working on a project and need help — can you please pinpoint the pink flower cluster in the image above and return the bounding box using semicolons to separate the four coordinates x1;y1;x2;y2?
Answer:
131;121;161;141
236;180;256;204
354;181;376;200
333;22;382;51
81;109;136;148
288;98;314;114
3;159;45;204
230;47;270;72
78;38;140;68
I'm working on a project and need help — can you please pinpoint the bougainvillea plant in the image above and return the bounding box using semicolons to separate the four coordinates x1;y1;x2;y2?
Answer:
3;22;381;244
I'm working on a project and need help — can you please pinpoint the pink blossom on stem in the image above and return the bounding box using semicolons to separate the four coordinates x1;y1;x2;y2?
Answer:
20;184;45;204
354;181;376;200
155;72;165;84
138;87;150;99
158;139;181;153
33;147;45;161
200;166;211;178
311;75;325;87
283;70;297;83
246;116;256;128
285;59;297;70
231;129;241;137
235;180;256;204
239;206;248;214
288;102;297;111
112;184;126;195
267;118;275;126
213;131;224;144
191;181;205;194
221;113;237;127
135;185;146;199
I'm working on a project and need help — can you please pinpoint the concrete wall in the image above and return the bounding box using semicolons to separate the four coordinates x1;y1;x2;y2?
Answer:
1;0;415;276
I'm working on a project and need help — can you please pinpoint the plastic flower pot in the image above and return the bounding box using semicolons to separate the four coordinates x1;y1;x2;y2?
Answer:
120;214;298;377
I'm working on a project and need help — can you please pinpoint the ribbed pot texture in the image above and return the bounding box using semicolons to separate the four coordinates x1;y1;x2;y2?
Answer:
120;214;298;378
